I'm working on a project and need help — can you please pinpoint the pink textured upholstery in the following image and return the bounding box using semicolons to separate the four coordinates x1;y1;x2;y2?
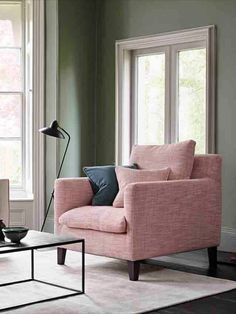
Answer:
54;178;93;232
59;206;126;234
191;154;221;182
124;177;221;260
129;140;196;180
54;154;222;262
113;167;170;208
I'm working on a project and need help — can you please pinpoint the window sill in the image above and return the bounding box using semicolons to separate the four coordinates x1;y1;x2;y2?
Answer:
10;190;34;202
10;198;34;202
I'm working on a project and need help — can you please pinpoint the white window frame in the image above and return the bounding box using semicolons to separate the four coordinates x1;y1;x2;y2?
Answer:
32;0;45;229
115;25;216;164
0;0;37;200
131;46;170;146
0;0;26;192
8;0;45;231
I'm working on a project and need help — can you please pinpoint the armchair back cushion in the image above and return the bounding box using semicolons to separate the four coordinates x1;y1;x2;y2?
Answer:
113;167;170;207
129;140;196;180
83;164;138;206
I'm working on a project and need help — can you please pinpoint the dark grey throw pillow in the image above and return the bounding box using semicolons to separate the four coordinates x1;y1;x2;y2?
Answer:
83;164;138;206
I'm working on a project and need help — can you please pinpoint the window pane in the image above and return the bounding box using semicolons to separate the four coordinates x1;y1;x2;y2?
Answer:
137;53;165;145
178;48;206;153
0;141;22;187
0;49;21;91
0;3;22;47
0;94;21;137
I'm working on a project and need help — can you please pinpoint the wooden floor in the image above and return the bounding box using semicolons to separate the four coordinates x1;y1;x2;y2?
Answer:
143;250;236;314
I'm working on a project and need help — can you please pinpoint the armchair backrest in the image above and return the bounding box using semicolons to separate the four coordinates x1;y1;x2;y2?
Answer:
0;179;10;226
130;144;221;183
191;155;222;183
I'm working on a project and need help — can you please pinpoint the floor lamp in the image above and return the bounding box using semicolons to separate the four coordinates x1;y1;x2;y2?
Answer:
39;120;71;232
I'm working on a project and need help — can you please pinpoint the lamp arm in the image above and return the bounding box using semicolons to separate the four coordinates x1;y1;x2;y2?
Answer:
56;127;71;179
41;126;70;232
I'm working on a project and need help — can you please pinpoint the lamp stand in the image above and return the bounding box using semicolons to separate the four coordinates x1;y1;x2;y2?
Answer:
41;127;71;232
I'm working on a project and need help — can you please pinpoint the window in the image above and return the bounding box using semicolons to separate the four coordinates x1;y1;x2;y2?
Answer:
177;46;206;152
0;0;44;229
0;0;32;197
133;49;166;146
116;26;215;164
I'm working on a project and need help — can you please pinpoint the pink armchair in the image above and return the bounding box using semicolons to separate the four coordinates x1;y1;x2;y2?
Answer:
54;154;221;281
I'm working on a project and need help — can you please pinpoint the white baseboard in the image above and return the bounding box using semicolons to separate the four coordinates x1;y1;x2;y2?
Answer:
219;227;236;252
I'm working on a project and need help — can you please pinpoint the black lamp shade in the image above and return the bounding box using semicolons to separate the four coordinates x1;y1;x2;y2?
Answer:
39;120;65;139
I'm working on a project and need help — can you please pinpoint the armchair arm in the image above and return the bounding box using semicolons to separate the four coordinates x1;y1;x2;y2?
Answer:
0;179;9;226
54;178;93;224
124;178;221;260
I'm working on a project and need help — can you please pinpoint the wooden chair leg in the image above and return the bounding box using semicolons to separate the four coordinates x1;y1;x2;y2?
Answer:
128;261;140;281
231;252;236;261
57;247;67;265
207;246;217;271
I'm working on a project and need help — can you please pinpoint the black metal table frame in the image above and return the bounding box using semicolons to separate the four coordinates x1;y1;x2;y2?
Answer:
0;239;85;312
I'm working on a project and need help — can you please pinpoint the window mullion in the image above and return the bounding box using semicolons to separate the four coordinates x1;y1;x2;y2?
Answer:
164;46;171;144
0;137;22;141
131;51;137;147
170;45;178;143
0;91;23;94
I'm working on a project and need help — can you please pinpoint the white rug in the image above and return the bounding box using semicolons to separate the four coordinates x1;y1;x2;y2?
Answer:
0;250;235;313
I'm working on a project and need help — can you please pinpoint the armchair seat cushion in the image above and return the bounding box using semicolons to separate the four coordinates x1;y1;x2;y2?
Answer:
59;206;127;234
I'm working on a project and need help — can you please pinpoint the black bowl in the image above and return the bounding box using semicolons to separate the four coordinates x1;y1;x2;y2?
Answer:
2;227;29;243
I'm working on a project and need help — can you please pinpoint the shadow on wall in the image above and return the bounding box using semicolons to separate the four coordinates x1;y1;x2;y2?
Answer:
58;0;97;177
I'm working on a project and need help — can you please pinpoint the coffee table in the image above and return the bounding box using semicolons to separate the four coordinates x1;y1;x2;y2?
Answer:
0;230;84;312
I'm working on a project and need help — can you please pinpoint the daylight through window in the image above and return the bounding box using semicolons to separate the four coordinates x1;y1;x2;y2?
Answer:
0;0;32;194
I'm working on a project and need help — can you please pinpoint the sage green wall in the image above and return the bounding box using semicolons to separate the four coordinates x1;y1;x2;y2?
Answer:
95;0;236;229
45;0;96;231
58;0;96;177
46;0;236;231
